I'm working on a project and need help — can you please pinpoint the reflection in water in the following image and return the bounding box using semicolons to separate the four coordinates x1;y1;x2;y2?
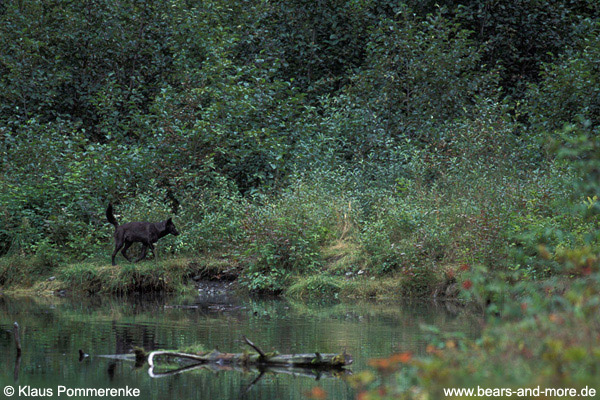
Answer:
0;292;480;399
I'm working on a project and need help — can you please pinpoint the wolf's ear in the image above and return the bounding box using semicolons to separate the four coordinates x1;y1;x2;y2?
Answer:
167;217;173;223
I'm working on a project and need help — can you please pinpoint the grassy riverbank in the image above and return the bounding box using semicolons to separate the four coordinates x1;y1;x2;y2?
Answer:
0;255;226;296
0;252;449;299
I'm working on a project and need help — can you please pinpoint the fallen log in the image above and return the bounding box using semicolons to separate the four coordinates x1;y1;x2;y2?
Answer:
148;350;352;368
147;337;352;371
148;361;352;379
13;322;22;355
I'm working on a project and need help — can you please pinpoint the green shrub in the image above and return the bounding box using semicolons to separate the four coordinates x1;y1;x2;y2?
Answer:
360;196;423;274
526;20;600;136
173;178;248;255
286;275;342;299
239;178;351;293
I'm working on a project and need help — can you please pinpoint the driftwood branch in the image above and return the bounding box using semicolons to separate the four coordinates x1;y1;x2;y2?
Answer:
242;335;266;358
13;322;21;355
147;348;352;369
142;337;352;384
13;322;22;382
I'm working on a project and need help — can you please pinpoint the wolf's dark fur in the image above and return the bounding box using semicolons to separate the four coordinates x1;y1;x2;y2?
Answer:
106;203;179;266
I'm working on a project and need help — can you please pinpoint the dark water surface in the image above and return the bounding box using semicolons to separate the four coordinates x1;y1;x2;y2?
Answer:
0;290;479;399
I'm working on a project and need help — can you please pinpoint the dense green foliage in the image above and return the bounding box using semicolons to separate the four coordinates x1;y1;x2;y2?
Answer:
2;1;600;396
0;0;598;296
351;129;600;399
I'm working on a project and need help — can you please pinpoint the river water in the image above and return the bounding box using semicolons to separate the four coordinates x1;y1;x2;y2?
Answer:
0;289;479;399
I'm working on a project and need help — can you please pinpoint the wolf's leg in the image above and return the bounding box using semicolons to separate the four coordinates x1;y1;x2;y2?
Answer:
121;241;133;262
112;240;124;266
135;244;148;262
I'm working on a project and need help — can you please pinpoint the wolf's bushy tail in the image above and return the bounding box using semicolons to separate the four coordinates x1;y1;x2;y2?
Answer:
106;203;119;228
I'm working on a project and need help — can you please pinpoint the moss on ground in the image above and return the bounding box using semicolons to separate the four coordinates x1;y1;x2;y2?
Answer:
0;255;236;296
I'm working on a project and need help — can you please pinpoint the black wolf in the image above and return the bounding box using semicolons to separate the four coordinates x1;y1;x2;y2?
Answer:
106;203;179;266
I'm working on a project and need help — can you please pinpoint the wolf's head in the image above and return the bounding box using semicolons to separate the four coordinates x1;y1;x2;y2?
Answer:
166;218;180;236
